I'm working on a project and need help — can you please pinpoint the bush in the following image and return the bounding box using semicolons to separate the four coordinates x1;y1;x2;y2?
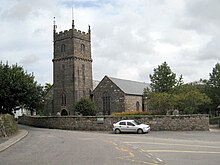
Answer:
75;97;97;116
209;117;220;125
111;110;163;116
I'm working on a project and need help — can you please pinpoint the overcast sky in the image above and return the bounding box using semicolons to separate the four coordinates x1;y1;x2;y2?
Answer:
1;0;220;85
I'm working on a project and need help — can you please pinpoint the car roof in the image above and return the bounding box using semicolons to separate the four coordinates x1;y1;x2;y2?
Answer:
118;120;134;122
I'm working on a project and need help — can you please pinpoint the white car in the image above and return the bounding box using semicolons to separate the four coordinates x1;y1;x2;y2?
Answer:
113;120;150;134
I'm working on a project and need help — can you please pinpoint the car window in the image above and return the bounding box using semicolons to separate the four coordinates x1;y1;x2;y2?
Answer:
119;122;126;125
133;120;141;125
127;122;135;126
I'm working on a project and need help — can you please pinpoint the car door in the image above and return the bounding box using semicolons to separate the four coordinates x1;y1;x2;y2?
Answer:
118;121;127;132
126;121;136;132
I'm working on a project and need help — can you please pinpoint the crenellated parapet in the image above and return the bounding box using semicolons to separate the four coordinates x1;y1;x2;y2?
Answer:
54;28;90;41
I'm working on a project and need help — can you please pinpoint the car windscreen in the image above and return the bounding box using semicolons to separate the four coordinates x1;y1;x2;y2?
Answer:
133;120;141;125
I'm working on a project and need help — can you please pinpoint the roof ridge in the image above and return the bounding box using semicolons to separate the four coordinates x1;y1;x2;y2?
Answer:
109;76;148;84
106;76;150;95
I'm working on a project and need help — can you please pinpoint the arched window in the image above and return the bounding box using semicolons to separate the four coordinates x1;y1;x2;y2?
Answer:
81;44;85;53
102;92;110;115
61;93;66;106
136;101;140;111
61;44;66;52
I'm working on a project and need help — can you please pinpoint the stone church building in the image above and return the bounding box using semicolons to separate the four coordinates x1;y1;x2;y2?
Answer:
44;20;149;116
93;76;149;115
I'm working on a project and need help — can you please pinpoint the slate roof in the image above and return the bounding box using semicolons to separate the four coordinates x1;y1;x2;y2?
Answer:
93;80;100;90
108;76;150;95
44;85;54;100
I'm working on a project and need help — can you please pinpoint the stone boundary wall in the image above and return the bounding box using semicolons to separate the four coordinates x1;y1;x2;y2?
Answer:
18;114;209;131
0;114;18;137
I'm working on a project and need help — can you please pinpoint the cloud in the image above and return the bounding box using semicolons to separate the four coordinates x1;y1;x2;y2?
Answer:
1;0;220;85
198;36;220;61
20;54;40;65
184;0;220;32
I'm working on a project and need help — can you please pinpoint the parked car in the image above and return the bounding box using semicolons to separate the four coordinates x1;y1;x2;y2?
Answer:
113;120;150;134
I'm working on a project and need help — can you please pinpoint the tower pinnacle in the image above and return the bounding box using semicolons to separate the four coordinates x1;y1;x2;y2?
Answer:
53;17;57;31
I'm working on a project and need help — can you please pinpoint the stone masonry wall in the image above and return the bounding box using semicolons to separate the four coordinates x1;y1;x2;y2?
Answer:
51;24;93;116
124;95;143;111
0;114;18;137
18;115;209;131
93;76;125;114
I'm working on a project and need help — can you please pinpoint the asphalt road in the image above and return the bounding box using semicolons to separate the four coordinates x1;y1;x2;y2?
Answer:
0;125;220;165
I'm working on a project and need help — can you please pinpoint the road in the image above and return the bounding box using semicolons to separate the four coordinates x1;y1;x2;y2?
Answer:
0;125;220;165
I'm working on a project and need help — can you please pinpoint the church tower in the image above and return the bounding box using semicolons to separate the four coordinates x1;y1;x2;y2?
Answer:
52;19;93;115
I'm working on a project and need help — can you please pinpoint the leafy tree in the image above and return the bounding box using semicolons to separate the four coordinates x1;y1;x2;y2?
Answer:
146;92;175;114
44;83;52;93
146;83;212;114
0;62;43;115
207;63;220;111
175;91;211;114
149;62;177;93
146;62;212;114
209;63;220;88
75;97;97;116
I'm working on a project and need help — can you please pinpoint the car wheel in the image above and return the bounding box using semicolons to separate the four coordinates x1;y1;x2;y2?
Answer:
115;129;121;134
137;129;143;134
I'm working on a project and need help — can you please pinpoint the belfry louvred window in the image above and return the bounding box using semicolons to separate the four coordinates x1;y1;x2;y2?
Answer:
61;44;66;52
81;44;85;53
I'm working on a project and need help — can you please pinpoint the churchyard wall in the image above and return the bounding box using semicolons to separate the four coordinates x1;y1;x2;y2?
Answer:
18;114;209;131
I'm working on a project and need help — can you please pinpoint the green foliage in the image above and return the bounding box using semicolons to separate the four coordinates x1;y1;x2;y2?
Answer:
146;62;220;115
147;92;174;114
207;63;220;111
149;62;177;93
176;74;184;86
209;117;220;125
44;83;52;94
174;90;212;114
75;97;97;116
146;83;212;114
209;63;220;88
0;62;43;114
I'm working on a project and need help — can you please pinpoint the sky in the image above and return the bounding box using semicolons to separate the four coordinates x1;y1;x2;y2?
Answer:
1;0;220;85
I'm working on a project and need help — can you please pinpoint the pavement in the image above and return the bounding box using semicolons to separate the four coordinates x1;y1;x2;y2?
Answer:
209;124;220;132
0;124;219;153
0;129;28;152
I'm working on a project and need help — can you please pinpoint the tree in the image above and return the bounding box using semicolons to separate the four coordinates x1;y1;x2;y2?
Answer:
75;97;97;116
146;83;212;114
209;63;220;88
149;62;177;93
147;92;175;114
44;83;52;93
147;62;212;114
0;62;43;115
176;74;184;86
207;63;220;111
175;91;211;114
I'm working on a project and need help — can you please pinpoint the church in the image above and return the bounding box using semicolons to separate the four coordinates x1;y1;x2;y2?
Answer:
44;19;149;116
